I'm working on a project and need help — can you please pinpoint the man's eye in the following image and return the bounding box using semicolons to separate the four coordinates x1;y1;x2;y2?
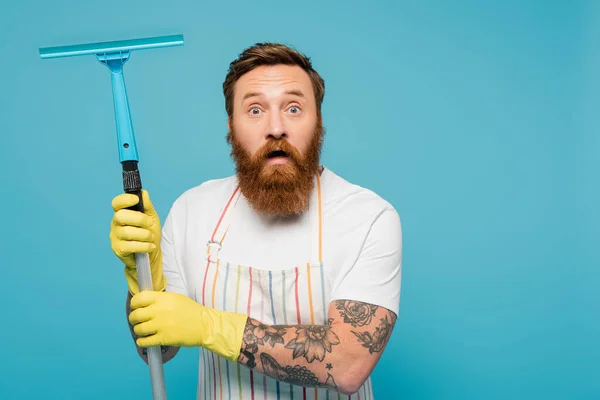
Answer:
250;108;261;115
289;106;300;114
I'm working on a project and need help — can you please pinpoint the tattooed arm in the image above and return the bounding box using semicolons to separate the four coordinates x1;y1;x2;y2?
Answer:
236;299;397;395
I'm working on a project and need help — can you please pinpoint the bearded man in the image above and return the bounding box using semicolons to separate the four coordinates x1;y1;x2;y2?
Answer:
109;42;402;399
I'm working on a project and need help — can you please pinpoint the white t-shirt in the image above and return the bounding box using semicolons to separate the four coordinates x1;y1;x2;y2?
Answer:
160;167;402;316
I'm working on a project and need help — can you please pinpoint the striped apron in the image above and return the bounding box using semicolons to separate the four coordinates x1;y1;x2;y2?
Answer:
196;173;374;400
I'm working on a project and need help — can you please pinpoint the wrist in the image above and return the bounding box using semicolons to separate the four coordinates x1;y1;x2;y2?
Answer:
198;306;248;362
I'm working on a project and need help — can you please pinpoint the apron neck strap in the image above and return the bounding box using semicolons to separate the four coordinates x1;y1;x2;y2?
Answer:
206;186;241;263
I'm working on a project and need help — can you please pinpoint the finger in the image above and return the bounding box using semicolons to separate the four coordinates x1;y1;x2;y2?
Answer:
112;209;154;228
128;306;153;326
114;225;155;243
137;333;165;348
133;320;158;338
130;290;160;310
112;193;142;212
112;240;155;258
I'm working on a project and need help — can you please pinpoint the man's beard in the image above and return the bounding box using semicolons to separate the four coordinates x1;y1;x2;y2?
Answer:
227;117;324;217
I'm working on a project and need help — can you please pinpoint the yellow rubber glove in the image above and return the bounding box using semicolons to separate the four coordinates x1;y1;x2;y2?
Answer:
128;291;248;362
110;190;166;294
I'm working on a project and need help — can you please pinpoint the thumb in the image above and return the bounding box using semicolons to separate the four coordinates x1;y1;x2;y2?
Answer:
141;190;157;216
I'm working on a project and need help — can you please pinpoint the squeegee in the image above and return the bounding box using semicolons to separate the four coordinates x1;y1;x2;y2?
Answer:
39;34;184;400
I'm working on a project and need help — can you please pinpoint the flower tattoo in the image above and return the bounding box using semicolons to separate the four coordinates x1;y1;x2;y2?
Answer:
242;319;287;355
285;325;341;363
335;300;378;328
352;314;394;354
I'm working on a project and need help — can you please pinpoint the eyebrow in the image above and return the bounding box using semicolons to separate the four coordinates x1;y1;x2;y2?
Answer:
285;89;305;98
242;89;306;101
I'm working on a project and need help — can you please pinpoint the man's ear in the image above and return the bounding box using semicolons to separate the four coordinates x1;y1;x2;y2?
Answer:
227;117;232;132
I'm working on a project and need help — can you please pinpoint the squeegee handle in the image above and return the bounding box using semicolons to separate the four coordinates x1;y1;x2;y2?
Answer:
122;160;167;399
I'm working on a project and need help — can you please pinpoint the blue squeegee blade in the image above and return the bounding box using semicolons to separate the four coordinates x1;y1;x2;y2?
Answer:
39;34;184;59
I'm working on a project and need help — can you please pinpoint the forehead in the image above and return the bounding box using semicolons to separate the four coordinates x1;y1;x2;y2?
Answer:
234;64;315;102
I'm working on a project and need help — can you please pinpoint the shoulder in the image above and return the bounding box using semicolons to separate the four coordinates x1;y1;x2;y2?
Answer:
167;174;238;218
321;167;400;226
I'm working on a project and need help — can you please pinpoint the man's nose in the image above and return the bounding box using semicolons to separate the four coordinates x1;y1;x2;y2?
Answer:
266;111;287;139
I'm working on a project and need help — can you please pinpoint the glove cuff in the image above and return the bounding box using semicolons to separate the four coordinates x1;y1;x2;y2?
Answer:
201;308;249;363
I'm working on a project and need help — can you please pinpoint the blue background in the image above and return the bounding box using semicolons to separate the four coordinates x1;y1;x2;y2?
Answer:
0;0;597;399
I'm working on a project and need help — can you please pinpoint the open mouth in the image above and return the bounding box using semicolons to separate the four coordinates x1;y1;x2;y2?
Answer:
267;149;288;159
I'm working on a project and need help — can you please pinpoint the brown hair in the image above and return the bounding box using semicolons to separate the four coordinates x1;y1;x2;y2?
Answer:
222;42;325;118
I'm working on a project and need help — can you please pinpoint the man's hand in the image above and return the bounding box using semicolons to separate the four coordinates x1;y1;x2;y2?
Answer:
128;291;248;362
110;190;166;294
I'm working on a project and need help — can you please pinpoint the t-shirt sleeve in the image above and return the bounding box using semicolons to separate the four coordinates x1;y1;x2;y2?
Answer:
329;207;403;316
161;203;188;296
